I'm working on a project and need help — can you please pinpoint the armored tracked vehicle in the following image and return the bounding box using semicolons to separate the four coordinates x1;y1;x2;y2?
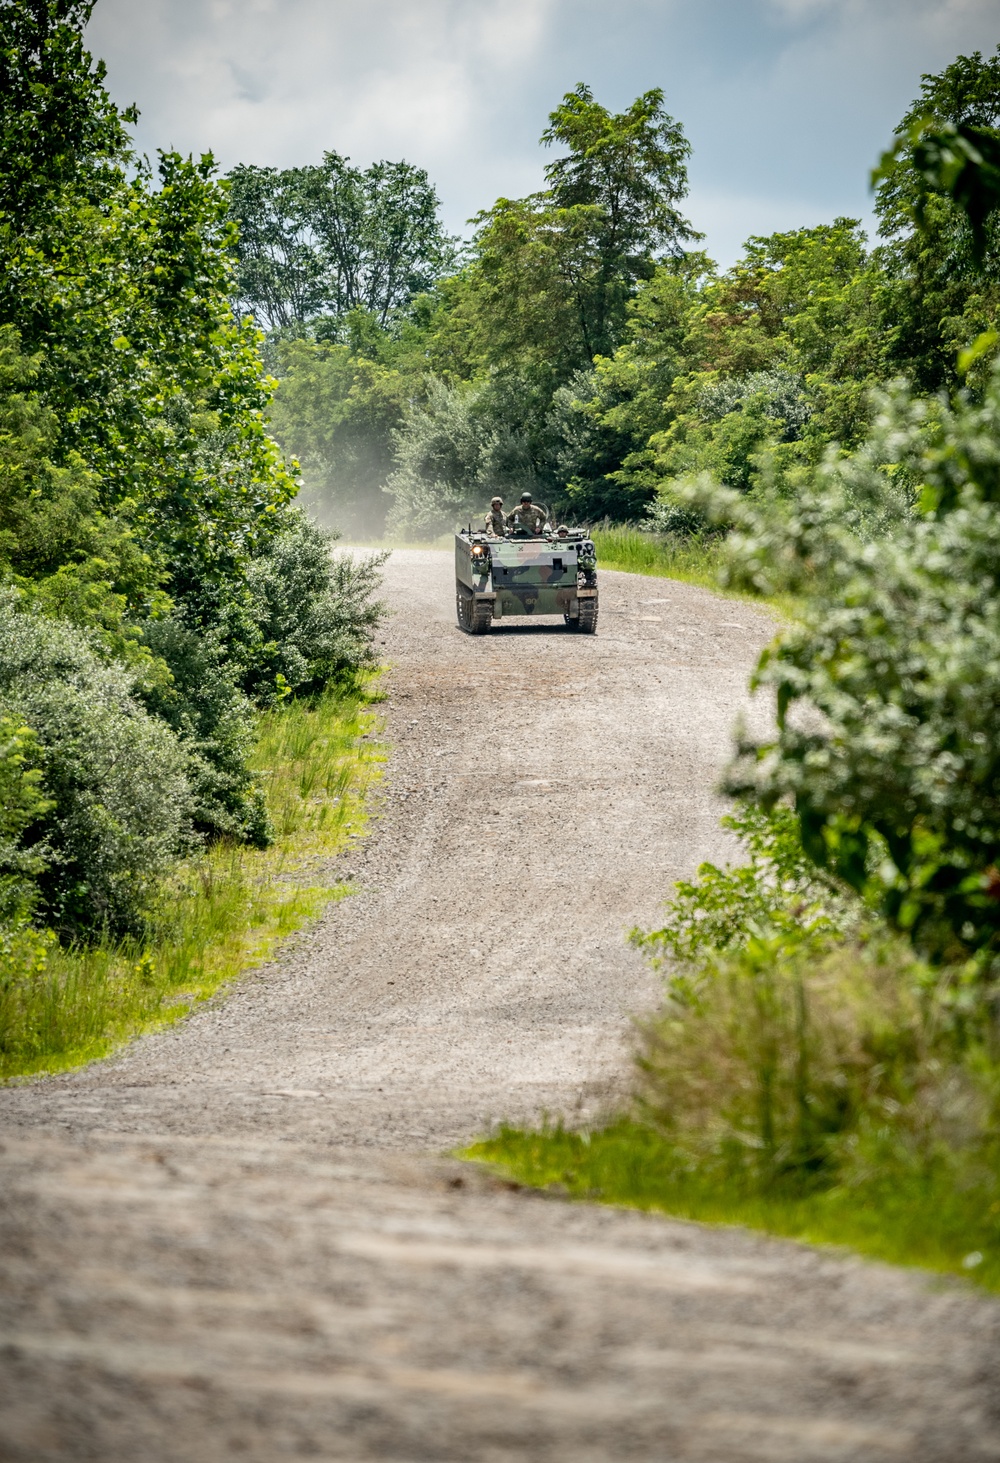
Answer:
455;527;598;635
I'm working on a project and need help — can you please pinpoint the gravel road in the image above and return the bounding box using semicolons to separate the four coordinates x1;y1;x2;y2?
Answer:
1;549;997;1462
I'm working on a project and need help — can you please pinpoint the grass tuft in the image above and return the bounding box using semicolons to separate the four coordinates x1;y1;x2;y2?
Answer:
464;1120;1000;1293
1;679;383;1081
590;527;726;590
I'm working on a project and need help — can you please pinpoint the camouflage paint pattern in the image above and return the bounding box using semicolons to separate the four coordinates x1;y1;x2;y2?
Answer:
455;531;597;618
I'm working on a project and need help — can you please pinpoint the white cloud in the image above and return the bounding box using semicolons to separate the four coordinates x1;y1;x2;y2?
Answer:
85;0;1000;262
89;0;558;161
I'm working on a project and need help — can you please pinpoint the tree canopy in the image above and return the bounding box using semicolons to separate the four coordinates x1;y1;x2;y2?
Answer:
226;154;456;332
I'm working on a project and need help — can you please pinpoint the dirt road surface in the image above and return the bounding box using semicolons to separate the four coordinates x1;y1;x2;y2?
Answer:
1;550;997;1462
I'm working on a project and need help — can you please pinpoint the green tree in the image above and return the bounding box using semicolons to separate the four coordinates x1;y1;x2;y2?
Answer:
468;86;698;380
541;84;698;359
872;48;1000;391
385;377;536;538
0;0;386;901
227;154;456;331
0;0;133;237
267;337;408;537
556;220;880;522
689;365;1000;963
0;3;300;664
224;163;327;330
550;256;708;520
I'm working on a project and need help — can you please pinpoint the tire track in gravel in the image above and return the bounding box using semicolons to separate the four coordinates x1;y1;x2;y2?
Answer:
0;549;997;1462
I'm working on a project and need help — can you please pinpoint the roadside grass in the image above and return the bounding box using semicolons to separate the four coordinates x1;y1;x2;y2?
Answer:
590;525;796;618
464;1121;1000;1294
0;680;384;1081
590;527;726;591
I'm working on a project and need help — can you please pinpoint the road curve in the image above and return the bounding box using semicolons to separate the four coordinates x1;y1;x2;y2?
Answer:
0;550;997;1462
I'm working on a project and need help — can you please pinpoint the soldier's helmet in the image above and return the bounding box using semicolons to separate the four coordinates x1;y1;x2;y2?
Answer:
519;491;533;503
491;496;503;506
556;524;569;535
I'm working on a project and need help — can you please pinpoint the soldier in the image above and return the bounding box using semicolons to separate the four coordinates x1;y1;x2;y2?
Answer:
555;524;570;538
506;490;547;534
484;495;506;536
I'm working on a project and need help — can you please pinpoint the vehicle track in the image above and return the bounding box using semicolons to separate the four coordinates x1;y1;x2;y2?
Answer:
0;549;997;1462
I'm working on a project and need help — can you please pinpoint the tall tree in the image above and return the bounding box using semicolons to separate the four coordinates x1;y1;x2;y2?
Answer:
872;48;1000;391
224;164;327;330
226;154;455;332
469;85;698;376
0;0;133;236
541;84;699;357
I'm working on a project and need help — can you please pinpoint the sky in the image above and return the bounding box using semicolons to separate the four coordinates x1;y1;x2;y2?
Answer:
86;0;1000;267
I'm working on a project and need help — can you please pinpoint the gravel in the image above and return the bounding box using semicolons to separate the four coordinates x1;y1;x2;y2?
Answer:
0;549;997;1462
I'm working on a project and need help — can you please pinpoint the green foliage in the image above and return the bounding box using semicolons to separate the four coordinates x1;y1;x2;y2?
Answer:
0;18;300;631
386;377;536;537
0;0;133;236
629;811;999;1227
0;715;53;922
588;525;724;588
702;363;1000;963
358;83;701;532
0;3;387;963
635;935;936;1188
874;46;1000;245
539;84;698;360
0;595;193;936
885;118;1000;266
0;323;167;674
227;154;456;332
872;48;1000;392
632;807;856;979
628;810;910;1192
267;336;408;537
138;617;268;846
0;679;380;1079
242;514;386;700
466;83;696;384
557;220;880;522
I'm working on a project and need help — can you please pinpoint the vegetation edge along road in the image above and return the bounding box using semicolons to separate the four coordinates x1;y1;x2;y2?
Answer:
462;807;1000;1296
1;681;384;1082
463;1120;1000;1297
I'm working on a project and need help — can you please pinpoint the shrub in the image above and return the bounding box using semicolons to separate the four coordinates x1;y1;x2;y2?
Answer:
242;512;386;703
631;806;858;978
0;715;52;922
0;594;193;936
138;617;270;846
632;809;997;1195
635;934;934;1189
680;360;1000;962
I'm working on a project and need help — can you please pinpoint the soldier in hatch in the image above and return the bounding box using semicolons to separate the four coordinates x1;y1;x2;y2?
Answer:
506;491;547;534
484;495;506;536
555;524;570;538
